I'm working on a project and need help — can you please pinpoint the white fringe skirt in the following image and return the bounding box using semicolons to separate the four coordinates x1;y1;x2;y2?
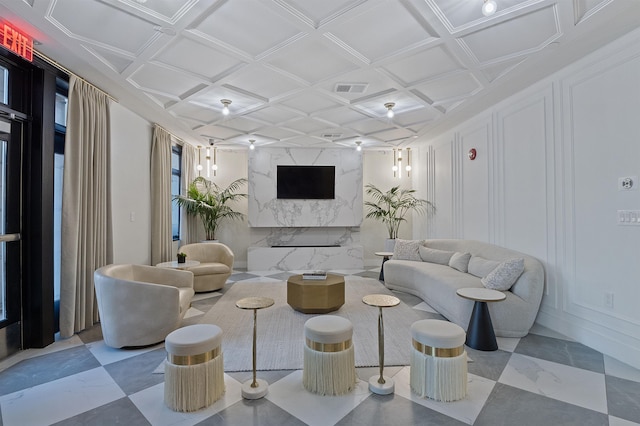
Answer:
164;352;225;412
303;344;356;396
410;347;467;402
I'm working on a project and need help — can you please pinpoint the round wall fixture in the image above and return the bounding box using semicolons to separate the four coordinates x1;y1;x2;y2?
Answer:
468;148;477;160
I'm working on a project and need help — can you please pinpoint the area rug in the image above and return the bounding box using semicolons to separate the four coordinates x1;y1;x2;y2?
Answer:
199;277;422;372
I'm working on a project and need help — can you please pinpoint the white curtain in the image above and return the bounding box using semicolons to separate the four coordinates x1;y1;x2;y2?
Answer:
60;76;112;338
179;143;201;244
150;125;173;265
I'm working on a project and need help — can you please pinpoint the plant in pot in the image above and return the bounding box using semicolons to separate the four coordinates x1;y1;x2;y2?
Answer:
364;184;434;251
176;252;187;264
173;176;248;242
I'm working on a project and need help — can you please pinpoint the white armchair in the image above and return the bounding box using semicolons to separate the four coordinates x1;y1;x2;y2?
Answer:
177;243;234;292
94;264;195;348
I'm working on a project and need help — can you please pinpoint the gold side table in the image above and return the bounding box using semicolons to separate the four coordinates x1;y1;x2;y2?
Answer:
363;293;400;395
236;296;274;399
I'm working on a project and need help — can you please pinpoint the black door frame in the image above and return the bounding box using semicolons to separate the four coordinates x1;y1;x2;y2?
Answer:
0;49;59;354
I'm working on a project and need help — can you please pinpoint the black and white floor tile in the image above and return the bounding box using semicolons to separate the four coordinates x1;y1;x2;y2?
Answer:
1;268;639;426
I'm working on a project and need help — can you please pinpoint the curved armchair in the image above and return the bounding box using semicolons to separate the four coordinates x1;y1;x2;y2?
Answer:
178;243;234;292
94;264;195;348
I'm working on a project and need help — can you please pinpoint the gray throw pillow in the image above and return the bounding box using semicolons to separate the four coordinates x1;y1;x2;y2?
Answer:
392;239;423;261
449;252;471;272
468;256;501;278
419;246;454;265
481;258;525;291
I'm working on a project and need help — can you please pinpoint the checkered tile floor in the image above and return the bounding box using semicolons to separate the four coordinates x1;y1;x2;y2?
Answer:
1;268;639;425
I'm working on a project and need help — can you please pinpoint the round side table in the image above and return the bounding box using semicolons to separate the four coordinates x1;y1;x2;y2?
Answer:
156;260;200;270
362;293;400;394
374;252;394;281
456;287;506;351
236;296;274;399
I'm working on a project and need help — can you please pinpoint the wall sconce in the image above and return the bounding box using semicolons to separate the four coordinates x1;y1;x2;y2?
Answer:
220;99;232;116
249;139;255;150
355;141;362;151
405;147;412;177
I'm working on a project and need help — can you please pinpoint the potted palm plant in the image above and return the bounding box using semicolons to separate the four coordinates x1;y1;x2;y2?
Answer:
364;184;434;251
173;176;248;242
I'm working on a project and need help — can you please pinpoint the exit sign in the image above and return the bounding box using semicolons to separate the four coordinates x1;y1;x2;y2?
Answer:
0;21;33;62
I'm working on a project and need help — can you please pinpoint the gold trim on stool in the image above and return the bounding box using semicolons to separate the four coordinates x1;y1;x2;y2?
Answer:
412;339;464;358
306;338;352;353
168;347;221;365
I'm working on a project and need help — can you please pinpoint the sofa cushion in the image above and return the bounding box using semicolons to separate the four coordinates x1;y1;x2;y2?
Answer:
449;252;471;272
468;256;501;278
393;239;423;261
419;246;454;265
188;263;231;276
481;258;525;291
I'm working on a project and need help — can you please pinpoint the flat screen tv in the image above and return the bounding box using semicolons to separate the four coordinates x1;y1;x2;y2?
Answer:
277;165;335;199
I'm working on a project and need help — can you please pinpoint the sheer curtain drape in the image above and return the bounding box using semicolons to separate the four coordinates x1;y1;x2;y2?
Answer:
179;143;200;244
150;125;173;265
60;76;112;338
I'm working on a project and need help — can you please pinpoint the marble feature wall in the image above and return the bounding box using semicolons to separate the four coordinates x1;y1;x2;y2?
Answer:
248;245;364;271
248;148;363;228
249;226;358;248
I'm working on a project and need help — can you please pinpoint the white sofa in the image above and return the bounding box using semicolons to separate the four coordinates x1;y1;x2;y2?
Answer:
383;239;544;338
94;264;195;348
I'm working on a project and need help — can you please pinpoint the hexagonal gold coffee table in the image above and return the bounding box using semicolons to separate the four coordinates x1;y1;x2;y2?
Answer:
287;274;345;314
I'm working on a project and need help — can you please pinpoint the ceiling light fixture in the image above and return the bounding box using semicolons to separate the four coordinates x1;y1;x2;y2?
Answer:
355;141;362;151
384;102;395;118
220;99;232;116
249;139;255;150
208;139;217;177
196;147;203;174
482;0;497;16
393;148;403;178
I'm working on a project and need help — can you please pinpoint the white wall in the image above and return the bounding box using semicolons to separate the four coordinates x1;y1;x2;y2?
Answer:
416;27;640;370
110;103;152;265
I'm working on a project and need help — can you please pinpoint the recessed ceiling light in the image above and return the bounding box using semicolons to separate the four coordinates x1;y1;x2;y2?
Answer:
482;0;497;16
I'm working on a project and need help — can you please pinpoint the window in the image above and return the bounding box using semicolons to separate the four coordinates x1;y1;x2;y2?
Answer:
171;145;182;241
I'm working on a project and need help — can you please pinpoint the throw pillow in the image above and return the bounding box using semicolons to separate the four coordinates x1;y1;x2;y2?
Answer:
419;246;455;265
392;239;423;261
449;252;471;272
481;258;525;291
468;256;501;278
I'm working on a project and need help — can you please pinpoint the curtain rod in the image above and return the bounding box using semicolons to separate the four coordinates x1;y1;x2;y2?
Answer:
154;123;186;144
34;50;118;103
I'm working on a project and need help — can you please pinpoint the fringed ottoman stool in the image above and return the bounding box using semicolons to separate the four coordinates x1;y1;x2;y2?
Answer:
164;324;225;412
303;315;356;396
410;319;467;402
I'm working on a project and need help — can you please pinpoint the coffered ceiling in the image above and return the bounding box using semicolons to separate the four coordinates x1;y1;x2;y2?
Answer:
1;0;639;149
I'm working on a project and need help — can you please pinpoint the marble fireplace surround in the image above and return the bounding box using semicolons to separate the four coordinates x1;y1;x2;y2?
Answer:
247;148;363;271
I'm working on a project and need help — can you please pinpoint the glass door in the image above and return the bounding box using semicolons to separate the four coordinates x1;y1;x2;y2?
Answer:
0;116;22;359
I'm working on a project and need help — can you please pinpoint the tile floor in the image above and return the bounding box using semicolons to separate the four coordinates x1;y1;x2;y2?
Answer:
1;268;639;426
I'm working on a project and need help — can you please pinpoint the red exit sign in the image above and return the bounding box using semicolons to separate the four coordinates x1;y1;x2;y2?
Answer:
0;21;33;62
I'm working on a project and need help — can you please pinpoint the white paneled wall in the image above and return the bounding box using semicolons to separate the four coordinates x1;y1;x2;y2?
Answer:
416;27;640;369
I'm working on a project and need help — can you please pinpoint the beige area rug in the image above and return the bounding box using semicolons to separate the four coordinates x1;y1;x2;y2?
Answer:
199;277;422;372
